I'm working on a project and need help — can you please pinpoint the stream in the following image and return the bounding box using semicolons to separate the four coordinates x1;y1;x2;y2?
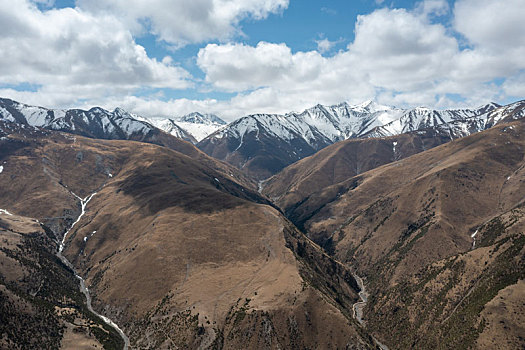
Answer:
57;192;130;350
352;272;390;350
352;273;368;324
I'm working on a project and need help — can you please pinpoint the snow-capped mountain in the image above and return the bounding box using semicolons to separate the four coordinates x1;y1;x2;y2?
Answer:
136;112;226;142
132;115;196;143
176;112;226;142
179;112;225;125
484;100;525;127
197;100;524;179
143;112;226;142
364;103;502;138
0;98;195;143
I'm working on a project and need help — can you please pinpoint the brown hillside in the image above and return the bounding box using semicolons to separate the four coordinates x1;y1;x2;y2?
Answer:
268;119;525;348
0;211;124;349
0;122;373;349
263;129;453;214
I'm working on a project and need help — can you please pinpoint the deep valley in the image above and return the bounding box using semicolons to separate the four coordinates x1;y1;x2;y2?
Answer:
1;98;524;349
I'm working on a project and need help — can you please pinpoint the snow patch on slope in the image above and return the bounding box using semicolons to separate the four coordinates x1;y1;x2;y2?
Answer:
0;209;13;215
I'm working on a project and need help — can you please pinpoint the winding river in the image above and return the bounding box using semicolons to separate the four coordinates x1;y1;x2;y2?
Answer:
57;192;130;350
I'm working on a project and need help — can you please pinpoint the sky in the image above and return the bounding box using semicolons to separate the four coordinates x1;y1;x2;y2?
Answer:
0;0;524;121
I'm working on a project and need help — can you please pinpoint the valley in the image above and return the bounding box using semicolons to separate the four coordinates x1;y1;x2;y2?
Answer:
3;0;524;348
0;98;524;349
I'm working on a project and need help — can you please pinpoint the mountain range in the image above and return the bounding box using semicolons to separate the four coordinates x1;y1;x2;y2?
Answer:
1;95;525;349
0;98;226;145
4;97;521;181
262;115;525;349
198;101;525;179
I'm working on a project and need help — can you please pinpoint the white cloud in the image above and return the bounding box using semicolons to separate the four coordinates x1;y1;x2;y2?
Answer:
315;37;341;54
189;0;524;118
197;42;326;91
454;0;525;51
195;6;460;110
503;72;525;98
415;0;449;17
0;0;191;107
347;7;458;91
77;0;289;46
1;0;523;122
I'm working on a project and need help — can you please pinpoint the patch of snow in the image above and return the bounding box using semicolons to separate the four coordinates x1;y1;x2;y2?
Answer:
59;192;97;253
0;209;13;215
0;165;3;173
175;121;224;141
0;106;15;122
471;229;478;249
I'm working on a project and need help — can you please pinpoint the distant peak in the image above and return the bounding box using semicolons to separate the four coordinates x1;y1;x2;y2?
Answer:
351;100;392;113
178;112;226;125
113;107;130;115
88;106;108;114
359;100;374;107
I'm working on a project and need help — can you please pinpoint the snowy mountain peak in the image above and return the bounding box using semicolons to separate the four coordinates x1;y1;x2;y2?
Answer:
178;112;226;125
474;102;502;115
0;98;198;143
351;100;393;113
113;107;131;117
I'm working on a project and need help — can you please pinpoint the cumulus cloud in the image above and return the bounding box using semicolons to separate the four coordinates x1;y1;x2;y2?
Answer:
77;0;289;46
0;0;191;107
195;4;460;110
1;0;524;121
347;7;458;91
197;42;325;91
454;0;525;51
503;73;525;98
191;0;525;117
315;37;343;54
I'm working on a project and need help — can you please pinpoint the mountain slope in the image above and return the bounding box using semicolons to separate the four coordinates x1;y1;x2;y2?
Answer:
0;122;374;349
198;100;501;179
198;113;333;179
263;101;525;214
265;116;525;349
0;211;124;349
262;127;456;213
0;98;257;192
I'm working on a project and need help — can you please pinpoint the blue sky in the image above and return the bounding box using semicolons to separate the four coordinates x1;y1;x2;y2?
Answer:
0;0;523;120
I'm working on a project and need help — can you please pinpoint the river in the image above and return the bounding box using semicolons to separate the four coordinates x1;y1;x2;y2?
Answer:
57;192;130;350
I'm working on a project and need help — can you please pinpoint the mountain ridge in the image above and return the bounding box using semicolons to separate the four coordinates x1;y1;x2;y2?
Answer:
197;100;511;179
143;112;227;142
